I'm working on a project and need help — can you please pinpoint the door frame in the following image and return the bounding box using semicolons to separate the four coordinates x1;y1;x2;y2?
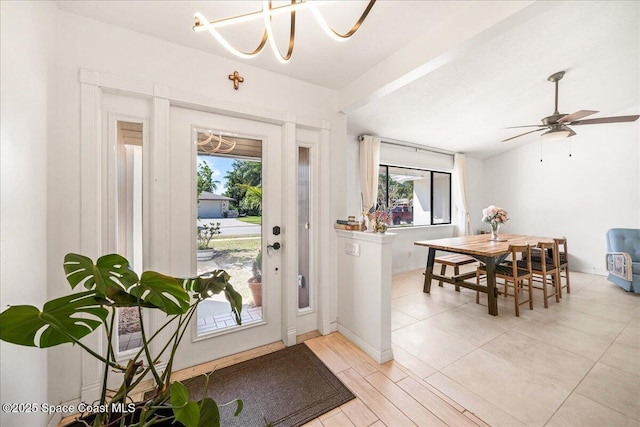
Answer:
78;69;332;403
289;130;321;338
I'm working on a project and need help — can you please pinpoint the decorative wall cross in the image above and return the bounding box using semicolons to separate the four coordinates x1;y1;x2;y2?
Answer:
228;71;244;90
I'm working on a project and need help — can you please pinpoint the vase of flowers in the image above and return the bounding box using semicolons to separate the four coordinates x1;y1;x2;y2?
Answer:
482;205;508;240
368;209;391;233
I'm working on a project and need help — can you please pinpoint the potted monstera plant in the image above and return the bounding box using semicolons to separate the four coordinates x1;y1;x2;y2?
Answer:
0;253;243;427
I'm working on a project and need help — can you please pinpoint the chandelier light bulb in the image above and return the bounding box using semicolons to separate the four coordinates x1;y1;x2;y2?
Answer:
193;0;376;63
194;12;265;59
263;1;292;64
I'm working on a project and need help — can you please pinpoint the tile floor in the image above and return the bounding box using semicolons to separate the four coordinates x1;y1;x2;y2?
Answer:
391;267;640;427
197;304;263;335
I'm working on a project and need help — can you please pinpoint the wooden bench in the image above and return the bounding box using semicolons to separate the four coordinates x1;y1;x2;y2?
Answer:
434;254;476;291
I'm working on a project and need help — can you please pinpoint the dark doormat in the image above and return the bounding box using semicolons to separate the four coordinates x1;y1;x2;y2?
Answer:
179;343;355;427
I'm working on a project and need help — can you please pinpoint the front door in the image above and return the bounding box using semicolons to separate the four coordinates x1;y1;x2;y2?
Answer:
169;107;283;368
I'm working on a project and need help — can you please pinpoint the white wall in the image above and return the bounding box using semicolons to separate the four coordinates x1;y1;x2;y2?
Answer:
336;231;394;363
482;111;639;274
391;225;457;274
0;2;57;426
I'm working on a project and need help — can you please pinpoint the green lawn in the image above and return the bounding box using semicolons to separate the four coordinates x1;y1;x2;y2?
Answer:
237;216;262;225
210;235;260;257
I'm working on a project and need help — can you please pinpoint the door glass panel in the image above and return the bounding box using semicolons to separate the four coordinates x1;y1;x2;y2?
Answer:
116;121;143;353
195;130;263;335
298;146;311;310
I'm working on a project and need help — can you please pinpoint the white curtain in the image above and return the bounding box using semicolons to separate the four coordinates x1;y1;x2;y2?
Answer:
359;135;380;213
453;153;472;236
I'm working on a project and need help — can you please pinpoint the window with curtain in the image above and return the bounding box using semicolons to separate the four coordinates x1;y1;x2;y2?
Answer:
377;164;451;227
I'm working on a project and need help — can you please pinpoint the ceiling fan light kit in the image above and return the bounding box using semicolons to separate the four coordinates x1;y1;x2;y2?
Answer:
542;124;575;141
503;70;639;143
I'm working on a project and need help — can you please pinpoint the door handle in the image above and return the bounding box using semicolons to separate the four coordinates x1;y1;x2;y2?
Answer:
267;242;281;250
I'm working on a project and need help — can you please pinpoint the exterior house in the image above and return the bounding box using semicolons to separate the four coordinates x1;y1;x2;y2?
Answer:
197;192;235;218
1;2;638;426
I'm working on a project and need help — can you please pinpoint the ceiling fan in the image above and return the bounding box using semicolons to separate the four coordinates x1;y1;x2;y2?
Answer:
502;71;639;142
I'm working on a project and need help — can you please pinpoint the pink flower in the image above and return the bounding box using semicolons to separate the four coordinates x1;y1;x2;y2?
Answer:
482;205;508;224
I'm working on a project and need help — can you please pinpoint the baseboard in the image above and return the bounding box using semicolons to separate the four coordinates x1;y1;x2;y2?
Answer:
392;265;425;275
320;318;332;335
321;319;338;335
336;323;393;364
581;268;607;276
286;328;297;346
54;397;82;426
80;383;100;409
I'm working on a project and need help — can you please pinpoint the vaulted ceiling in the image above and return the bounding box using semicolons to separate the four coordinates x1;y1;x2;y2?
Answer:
57;1;639;158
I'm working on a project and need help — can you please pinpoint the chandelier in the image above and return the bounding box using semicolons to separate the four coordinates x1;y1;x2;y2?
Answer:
193;1;376;64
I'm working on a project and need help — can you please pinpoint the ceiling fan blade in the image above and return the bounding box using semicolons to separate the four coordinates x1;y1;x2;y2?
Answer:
501;128;546;142
505;124;546;129
558;110;598;123
570;115;640;125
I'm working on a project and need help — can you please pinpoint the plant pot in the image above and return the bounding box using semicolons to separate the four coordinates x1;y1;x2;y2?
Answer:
64;404;183;427
248;280;262;307
197;248;214;261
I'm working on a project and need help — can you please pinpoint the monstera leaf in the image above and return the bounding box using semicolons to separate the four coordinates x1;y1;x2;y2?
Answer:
63;253;139;299
190;270;231;298
128;272;190;315
224;284;243;325
183;271;242;324
0;291;108;348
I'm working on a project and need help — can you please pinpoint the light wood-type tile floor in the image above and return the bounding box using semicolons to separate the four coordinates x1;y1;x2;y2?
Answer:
302;332;487;427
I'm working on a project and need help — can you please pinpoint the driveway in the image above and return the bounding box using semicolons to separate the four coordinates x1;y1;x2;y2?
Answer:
198;217;261;236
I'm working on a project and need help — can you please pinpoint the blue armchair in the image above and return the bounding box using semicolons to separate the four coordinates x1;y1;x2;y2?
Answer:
606;228;640;293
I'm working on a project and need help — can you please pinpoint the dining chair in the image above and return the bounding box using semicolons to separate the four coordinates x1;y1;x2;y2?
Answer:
553;238;570;297
476;244;533;317
519;241;560;308
528;237;571;298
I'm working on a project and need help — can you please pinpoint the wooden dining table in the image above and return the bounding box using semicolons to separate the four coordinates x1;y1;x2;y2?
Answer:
414;234;554;316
